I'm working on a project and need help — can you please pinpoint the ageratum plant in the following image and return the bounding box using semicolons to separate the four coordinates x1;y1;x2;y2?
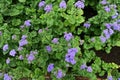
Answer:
0;0;120;80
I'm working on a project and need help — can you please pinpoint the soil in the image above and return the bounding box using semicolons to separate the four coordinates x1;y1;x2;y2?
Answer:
96;46;120;65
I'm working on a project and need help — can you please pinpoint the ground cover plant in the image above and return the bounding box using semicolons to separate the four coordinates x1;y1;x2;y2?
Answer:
0;0;120;80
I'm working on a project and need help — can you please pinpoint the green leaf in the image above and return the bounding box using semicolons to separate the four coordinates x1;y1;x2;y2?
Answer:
12;19;21;26
18;0;26;2
115;40;120;47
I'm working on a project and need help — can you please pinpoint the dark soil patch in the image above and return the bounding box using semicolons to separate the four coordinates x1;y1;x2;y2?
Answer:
96;46;120;65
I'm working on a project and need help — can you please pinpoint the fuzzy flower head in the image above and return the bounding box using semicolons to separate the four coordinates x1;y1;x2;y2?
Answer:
6;58;10;64
3;44;9;51
87;66;92;72
100;0;108;5
46;45;52;52
47;63;54;72
44;4;52;13
38;29;43;33
64;32;73;41
19;39;28;47
52;38;59;44
12;35;17;40
100;35;106;43
38;1;45;8
9;49;16;57
74;1;85;9
107;76;113;80
104;6;111;12
24;20;31;27
4;74;12;80
56;70;64;79
59;0;67;9
19;55;24;60
27;53;35;63
105;23;112;29
21;35;27;40
83;22;91;28
80;64;87;70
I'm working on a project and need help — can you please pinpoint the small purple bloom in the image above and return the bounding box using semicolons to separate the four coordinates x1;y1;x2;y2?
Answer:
80;64;87;70
112;22;120;31
103;29;110;39
52;38;59;44
56;70;63;79
3;44;9;51
38;1;45;8
100;35;106;43
19;39;28;47
12;35;16;40
9;49;16;57
87;66;92;72
4;73;12;80
83;22;91;28
19;55;24;60
24;20;31;27
59;0;67;9
47;63;54;72
118;78;120;80
104;6;110;12
27;53;35;63
21;35;27;40
109;28;114;35
44;4;52;13
75;1;85;9
107;76;113;80
105;23;112;29
100;0;107;5
65;53;76;64
46;45;52;52
68;48;78;54
6;58;10;64
64;32;73;41
17;47;23;51
38;29;43;33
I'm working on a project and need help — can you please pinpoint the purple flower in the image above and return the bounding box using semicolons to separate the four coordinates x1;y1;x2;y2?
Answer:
9;49;16;57
83;22;91;28
6;58;10;64
44;4;52;13
56;70;63;79
46;45;52;52
17;47;23;51
68;48;78;54
100;35;106;43
109;28;114;35
30;50;38;55
27;53;35;63
38;1;45;8
19;55;24;60
118;78;120;80
24;20;31;27
52;38;59;44
105;23;112;29
19;39;28;47
87;66;92;72
75;1;85;9
64;32;73;41
65;53;76;64
104;6;111;12
59;0;67;9
112;22;120;31
12;35;16;40
103;29;110;39
100;0;107;5
47;63;54;72
3;44;8;51
107;76;113;80
38;29;43;33
21;35;27;40
4;73;12;80
80;64;87;70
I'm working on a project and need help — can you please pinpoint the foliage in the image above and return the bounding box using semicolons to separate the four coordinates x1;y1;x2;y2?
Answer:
0;0;120;80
